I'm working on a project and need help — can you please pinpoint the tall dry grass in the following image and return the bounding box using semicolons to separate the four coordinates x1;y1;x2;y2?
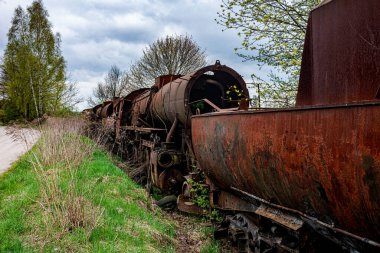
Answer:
29;117;104;240
34;117;90;166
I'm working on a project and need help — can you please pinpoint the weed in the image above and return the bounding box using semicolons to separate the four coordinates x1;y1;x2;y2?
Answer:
199;226;222;253
188;178;222;222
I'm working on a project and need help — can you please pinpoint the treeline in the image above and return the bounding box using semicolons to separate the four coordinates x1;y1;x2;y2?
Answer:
88;35;207;106
0;0;79;122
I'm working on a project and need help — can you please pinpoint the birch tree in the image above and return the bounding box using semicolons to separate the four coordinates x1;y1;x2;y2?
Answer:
1;0;75;120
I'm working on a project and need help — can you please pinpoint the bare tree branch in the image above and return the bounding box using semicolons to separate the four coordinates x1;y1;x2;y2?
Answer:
129;35;207;87
88;65;134;106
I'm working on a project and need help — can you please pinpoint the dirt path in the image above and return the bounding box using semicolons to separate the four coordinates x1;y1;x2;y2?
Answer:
0;126;40;175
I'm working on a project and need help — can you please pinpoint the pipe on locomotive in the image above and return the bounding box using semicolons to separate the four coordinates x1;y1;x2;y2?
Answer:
157;151;181;168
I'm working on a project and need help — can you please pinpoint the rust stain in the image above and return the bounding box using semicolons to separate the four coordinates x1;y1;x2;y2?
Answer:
192;103;380;242
297;0;380;106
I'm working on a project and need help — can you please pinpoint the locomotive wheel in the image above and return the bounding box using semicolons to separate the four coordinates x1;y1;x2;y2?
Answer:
227;214;258;253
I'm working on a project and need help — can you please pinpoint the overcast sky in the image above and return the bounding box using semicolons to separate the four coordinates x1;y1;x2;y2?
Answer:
0;0;268;110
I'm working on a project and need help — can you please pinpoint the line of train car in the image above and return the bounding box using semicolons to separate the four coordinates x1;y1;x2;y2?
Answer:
84;0;380;252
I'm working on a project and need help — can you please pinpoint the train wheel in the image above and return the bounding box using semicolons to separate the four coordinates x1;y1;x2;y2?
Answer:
226;214;258;253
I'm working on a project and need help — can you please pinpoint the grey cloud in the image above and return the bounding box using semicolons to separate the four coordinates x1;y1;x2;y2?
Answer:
0;0;263;110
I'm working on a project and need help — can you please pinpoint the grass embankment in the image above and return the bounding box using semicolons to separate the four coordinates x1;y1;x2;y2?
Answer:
0;118;175;252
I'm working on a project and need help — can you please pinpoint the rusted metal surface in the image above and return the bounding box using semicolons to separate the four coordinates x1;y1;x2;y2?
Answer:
150;62;248;126
177;194;207;215
130;90;151;126
124;88;150;101
189;99;236;113
230;187;380;252
191;102;380;243
165;116;178;143
95;105;103;118
255;204;303;231
221;213;304;253
100;103;113;118
114;98;124;142
114;89;150;141
154;75;181;89
92;104;102;116
111;97;121;110
297;0;380;106
157;168;183;192
211;190;257;213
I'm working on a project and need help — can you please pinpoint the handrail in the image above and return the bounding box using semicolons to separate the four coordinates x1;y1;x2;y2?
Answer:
189;99;238;113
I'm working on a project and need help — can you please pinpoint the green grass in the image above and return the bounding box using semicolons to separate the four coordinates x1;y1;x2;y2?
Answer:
200;227;222;253
0;146;176;252
0;155;38;252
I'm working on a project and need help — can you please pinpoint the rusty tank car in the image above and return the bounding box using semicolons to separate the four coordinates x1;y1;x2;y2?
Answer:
191;0;380;252
86;0;380;252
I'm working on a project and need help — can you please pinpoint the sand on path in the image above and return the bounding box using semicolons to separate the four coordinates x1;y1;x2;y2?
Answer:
0;126;40;175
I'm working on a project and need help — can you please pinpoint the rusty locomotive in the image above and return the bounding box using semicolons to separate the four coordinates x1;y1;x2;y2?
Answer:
85;0;380;252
